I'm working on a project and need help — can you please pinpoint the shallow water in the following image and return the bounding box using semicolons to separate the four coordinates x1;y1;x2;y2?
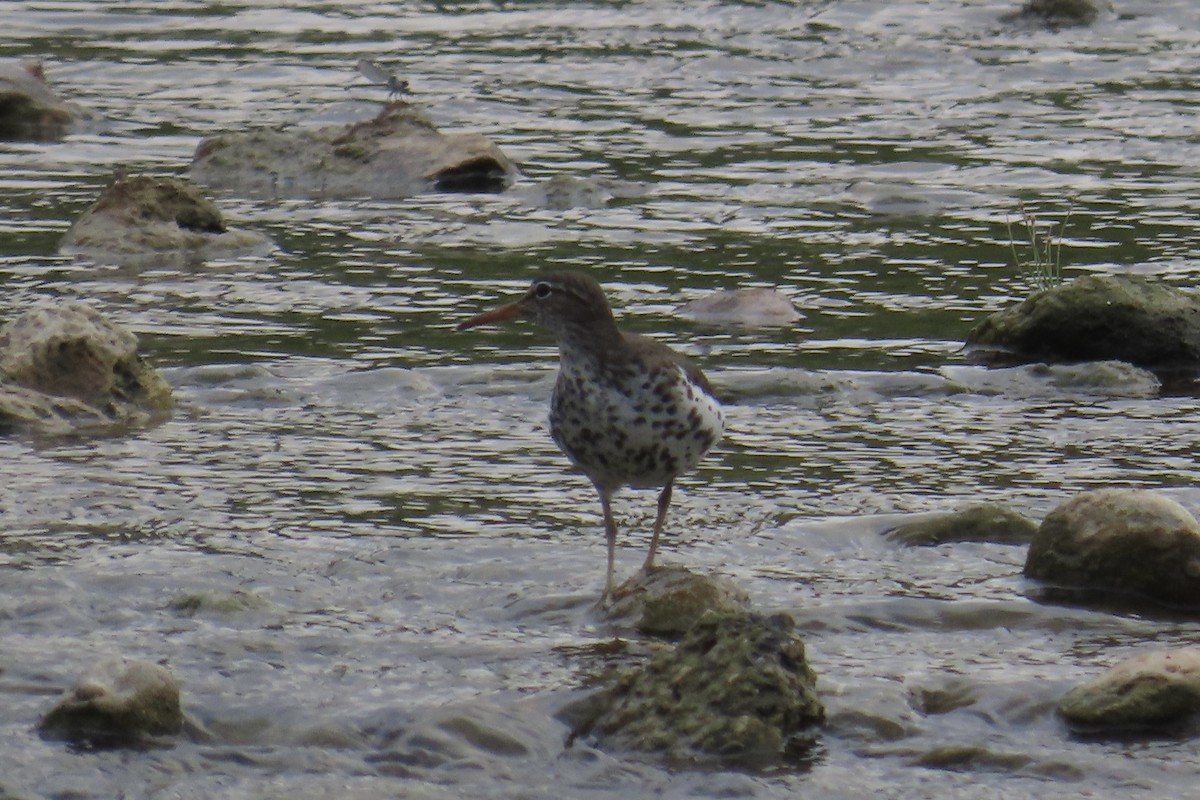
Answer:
3;1;1200;797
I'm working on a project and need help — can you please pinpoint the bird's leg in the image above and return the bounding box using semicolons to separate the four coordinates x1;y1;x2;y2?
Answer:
599;488;618;605
643;481;673;573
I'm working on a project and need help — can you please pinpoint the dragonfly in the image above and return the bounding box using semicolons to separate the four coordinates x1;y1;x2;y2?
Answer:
355;59;409;100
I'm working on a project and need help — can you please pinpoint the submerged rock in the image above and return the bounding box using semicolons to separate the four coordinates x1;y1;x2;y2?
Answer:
884;503;1038;546
511;174;644;210
675;287;801;328
999;0;1113;28
168;589;269;617
941;360;1161;399
60;173;273;265
966;275;1200;375
0;60;72;141
604;565;751;638
0;302;172;435
561;611;824;766
1024;489;1200;609
191;102;517;199
39;658;184;746
1059;648;1200;730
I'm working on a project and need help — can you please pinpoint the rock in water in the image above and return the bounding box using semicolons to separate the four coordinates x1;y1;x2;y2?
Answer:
0;302;172;435
561;611;824;766
0;60;72;141
884;503;1038;546
1000;0;1112;28
191;102;517;199
604;566;751;637
39;658;184;746
966;275;1200;374
675;287;801;327
1059;648;1200;730
60;173;272;264
1024;489;1200;609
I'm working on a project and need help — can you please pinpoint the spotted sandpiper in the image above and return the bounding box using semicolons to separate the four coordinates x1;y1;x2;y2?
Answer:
457;271;725;603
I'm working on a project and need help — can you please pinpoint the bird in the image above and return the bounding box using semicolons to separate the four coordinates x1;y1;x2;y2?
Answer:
457;270;725;603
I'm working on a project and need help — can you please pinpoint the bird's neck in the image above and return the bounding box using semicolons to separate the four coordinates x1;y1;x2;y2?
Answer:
553;314;623;357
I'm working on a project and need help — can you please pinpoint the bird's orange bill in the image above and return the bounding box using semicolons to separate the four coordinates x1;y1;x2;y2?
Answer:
456;302;522;330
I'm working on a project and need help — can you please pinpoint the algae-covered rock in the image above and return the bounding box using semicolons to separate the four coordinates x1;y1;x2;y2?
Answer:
966;275;1200;373
0;302;172;435
884;503;1038;546
1059;648;1200;730
0;60;72;141
604;566;751;637
562;611;824;766
168;589;269;617
191;102;517;199
60;173;272;264
1024;489;1200;609
39;658;184;746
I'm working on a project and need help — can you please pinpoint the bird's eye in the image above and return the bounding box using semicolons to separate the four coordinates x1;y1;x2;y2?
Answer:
534;281;552;299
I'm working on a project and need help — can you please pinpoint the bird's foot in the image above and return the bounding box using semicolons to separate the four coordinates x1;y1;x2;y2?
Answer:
640;559;665;575
595;584;616;611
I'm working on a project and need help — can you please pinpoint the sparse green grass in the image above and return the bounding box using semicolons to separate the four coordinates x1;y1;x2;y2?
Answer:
1007;203;1072;294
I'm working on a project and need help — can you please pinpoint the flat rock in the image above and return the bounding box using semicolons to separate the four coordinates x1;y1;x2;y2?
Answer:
0;302;172;435
191;102;517;199
60;173;273;265
39;658;184;746
1024;489;1200;609
1059;648;1200;730
966;274;1200;374
0;60;72;141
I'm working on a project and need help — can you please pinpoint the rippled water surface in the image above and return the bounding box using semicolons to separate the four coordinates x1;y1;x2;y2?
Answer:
4;1;1200;798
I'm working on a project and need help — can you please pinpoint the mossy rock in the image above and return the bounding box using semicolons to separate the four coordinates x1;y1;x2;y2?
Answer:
1059;648;1200;730
604;565;751;637
967;275;1200;373
39;658;184;746
1025;489;1200;609
562;610;824;766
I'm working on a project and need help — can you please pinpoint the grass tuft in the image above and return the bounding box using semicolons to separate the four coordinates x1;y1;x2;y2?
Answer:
1007;203;1072;294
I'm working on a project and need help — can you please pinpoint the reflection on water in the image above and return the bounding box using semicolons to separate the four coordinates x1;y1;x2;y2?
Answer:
3;1;1200;798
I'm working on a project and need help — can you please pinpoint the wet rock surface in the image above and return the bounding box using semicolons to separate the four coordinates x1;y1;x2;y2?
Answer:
0;60;72;141
0;302;172;435
1024;489;1200;609
39;658;184;746
191;102;517;199
603;565;751;638
60;173;272;265
1059;648;1200;731
966;275;1200;375
561;611;824;766
884;503;1039;546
